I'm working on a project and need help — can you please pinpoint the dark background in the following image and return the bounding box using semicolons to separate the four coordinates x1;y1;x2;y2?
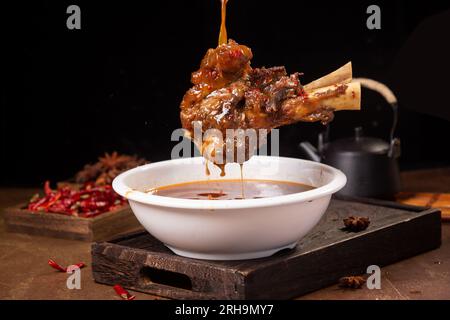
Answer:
2;0;450;186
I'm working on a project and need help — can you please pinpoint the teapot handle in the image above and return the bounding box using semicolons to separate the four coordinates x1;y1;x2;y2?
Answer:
353;78;400;158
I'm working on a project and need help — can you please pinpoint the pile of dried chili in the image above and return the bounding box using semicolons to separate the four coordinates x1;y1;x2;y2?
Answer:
28;181;126;217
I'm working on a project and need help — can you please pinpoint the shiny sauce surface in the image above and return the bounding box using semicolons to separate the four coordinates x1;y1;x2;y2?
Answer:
148;179;315;200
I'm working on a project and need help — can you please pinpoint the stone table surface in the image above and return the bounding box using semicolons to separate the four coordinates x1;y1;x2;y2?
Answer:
1;167;449;300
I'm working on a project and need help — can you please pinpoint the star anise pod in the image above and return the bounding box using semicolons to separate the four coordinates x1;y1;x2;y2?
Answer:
339;276;366;289
98;151;128;169
343;216;370;232
75;152;148;185
75;162;103;184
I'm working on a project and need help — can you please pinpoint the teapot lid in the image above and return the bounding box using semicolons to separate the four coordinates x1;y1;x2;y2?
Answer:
325;127;390;155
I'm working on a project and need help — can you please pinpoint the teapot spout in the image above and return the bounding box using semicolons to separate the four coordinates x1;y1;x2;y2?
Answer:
299;142;321;162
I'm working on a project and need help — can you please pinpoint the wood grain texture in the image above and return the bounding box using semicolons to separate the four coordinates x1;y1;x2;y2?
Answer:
3;204;142;241
91;198;441;299
396;192;450;220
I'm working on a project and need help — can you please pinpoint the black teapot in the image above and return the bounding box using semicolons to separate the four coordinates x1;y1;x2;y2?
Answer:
299;78;401;199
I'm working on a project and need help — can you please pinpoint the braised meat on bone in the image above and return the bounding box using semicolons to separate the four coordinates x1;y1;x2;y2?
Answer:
180;40;360;166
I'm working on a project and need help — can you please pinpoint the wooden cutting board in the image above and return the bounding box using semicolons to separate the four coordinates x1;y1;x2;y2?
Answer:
91;198;441;299
396;192;450;221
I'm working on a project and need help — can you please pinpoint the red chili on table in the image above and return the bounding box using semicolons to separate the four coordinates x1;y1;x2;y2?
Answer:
28;181;126;218
113;285;136;300
48;259;85;272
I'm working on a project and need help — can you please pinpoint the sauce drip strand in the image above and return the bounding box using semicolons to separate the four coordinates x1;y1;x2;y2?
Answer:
239;163;245;199
148;179;315;200
218;0;228;45
204;0;231;179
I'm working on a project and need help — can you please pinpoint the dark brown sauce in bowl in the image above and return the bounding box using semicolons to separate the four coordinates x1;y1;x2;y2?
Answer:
147;179;315;200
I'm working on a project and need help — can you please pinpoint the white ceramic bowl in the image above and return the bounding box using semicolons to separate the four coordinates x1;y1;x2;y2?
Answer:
113;156;346;260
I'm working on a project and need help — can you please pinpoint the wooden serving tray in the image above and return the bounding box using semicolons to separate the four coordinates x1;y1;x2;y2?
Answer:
3;204;143;242
91;198;441;299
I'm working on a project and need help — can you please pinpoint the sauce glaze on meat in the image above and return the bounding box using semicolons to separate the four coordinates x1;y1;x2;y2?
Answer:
180;39;344;165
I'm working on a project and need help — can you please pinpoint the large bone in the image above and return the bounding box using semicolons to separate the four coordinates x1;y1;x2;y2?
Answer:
304;62;353;91
278;81;361;124
307;81;361;111
303;62;360;112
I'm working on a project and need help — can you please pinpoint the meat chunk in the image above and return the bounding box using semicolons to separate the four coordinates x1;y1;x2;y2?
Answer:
180;39;360;166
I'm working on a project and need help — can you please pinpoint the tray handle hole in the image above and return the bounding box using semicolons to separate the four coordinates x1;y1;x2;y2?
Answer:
139;266;192;290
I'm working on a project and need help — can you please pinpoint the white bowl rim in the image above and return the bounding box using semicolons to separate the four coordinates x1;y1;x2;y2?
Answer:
112;156;346;210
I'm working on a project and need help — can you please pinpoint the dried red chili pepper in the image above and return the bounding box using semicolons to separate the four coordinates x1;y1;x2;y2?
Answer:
44;180;53;196
28;195;49;211
48;259;85;272
113;285;135;300
28;181;126;217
